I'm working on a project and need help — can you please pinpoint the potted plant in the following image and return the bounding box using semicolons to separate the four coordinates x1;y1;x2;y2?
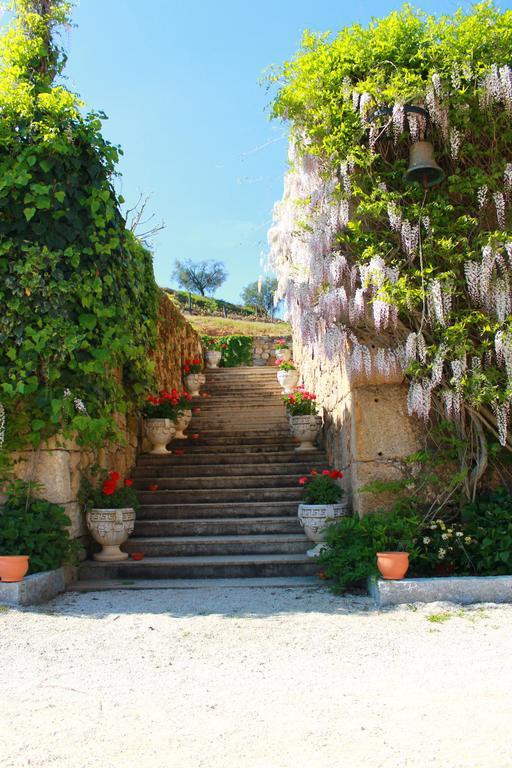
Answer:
143;390;181;454
276;360;299;393
86;472;138;562
274;338;292;362
0;480;77;581
183;358;204;396
203;337;223;368
297;470;349;557
283;388;321;450
173;390;194;439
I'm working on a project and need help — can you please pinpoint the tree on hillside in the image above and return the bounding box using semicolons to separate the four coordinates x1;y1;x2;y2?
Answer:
241;277;281;319
172;259;227;296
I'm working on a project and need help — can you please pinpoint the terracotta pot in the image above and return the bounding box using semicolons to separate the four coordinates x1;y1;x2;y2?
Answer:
87;508;136;562
185;374;202;397
206;350;222;368
298;503;350;557
275;348;291;362
174;409;192;439
376;552;410;580
0;555;29;582
144;418;176;454
277;369;299;394
290;414;322;451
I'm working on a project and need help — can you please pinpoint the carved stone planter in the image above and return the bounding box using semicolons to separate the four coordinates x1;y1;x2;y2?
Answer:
206;350;222;368
277;369;299;394
290;414;321;451
185;374;203;397
298;502;350;557
87;507;136;562
174;409;192;439
144;418;176;454
275;348;291;362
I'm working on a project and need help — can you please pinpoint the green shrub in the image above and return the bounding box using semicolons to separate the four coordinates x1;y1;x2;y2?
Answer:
320;508;421;593
462;488;512;575
202;335;253;367
0;481;79;573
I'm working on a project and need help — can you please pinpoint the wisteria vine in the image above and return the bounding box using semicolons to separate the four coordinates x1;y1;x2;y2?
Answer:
268;4;512;462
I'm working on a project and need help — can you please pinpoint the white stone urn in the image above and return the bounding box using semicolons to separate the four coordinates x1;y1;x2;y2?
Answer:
87;507;136;562
290;414;322;451
185;374;202;397
275;348;292;362
206;350;222;368
174;409;192;439
298;503;350;557
277;368;299;394
144;418;176;454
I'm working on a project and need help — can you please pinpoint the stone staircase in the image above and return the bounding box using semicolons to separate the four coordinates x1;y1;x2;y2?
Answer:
76;367;326;583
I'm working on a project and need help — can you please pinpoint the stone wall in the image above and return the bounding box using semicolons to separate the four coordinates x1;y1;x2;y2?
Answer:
9;292;201;543
252;335;292;366
292;337;422;517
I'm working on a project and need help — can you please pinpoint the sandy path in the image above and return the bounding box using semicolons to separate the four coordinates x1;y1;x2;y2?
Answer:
1;586;512;768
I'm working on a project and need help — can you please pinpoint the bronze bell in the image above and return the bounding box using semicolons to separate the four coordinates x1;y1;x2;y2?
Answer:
405;140;444;188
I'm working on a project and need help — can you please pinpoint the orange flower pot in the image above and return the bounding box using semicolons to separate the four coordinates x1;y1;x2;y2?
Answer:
0;555;30;582
376;552;409;580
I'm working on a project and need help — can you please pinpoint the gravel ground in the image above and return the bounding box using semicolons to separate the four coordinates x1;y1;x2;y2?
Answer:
2;586;512;768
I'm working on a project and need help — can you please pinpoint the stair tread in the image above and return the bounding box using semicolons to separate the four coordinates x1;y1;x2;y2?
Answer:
81;553;314;565
128;534;306;544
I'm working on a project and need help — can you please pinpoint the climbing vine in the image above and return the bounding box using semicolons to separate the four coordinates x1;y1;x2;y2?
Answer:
268;3;512;492
0;1;159;453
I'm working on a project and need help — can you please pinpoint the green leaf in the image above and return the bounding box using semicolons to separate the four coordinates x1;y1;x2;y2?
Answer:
79;313;98;331
24;207;36;221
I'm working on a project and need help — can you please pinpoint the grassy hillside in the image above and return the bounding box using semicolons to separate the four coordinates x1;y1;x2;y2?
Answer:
165;288;259;318
185;314;290;337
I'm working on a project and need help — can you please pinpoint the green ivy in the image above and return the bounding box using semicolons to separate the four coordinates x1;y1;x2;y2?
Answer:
0;1;159;456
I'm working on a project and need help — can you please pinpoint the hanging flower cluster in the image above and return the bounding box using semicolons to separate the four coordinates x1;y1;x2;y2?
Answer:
267;5;512;447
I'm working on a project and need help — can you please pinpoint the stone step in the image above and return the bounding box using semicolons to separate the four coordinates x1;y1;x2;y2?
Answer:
133;462;315;478
133;474;302;491
136;501;300;520
168;434;293;447
134;516;303;536
137;486;304;504
137;450;325;465
76;553;318;580
68;576;319;592
123;533;309;557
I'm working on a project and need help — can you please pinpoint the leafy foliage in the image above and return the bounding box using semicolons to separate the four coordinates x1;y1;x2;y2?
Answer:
202;334;253;367
319;508;421;592
0;480;79;573
172;258;227;297
462;487;512;574
0;0;159;454
167;288;259;319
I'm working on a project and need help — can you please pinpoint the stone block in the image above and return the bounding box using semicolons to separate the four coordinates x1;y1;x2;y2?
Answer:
0;568;66;606
352;461;406;516
369;574;512;607
353;385;421;462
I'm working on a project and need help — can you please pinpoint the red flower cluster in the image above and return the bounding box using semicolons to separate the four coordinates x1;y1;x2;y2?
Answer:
286;391;316;405
184;358;202;375
221;343;228;349
298;469;344;486
102;471;133;496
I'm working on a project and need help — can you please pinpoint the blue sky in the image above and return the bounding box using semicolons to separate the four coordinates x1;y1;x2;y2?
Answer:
59;0;510;303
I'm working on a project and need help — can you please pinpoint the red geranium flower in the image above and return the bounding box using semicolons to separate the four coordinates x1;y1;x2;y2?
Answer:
148;484;158;491
125;478;133;487
322;470;331;476
102;480;116;495
310;470;318;476
174;449;185;456
109;471;120;483
298;476;308;485
221;343;227;349
191;433;200;439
